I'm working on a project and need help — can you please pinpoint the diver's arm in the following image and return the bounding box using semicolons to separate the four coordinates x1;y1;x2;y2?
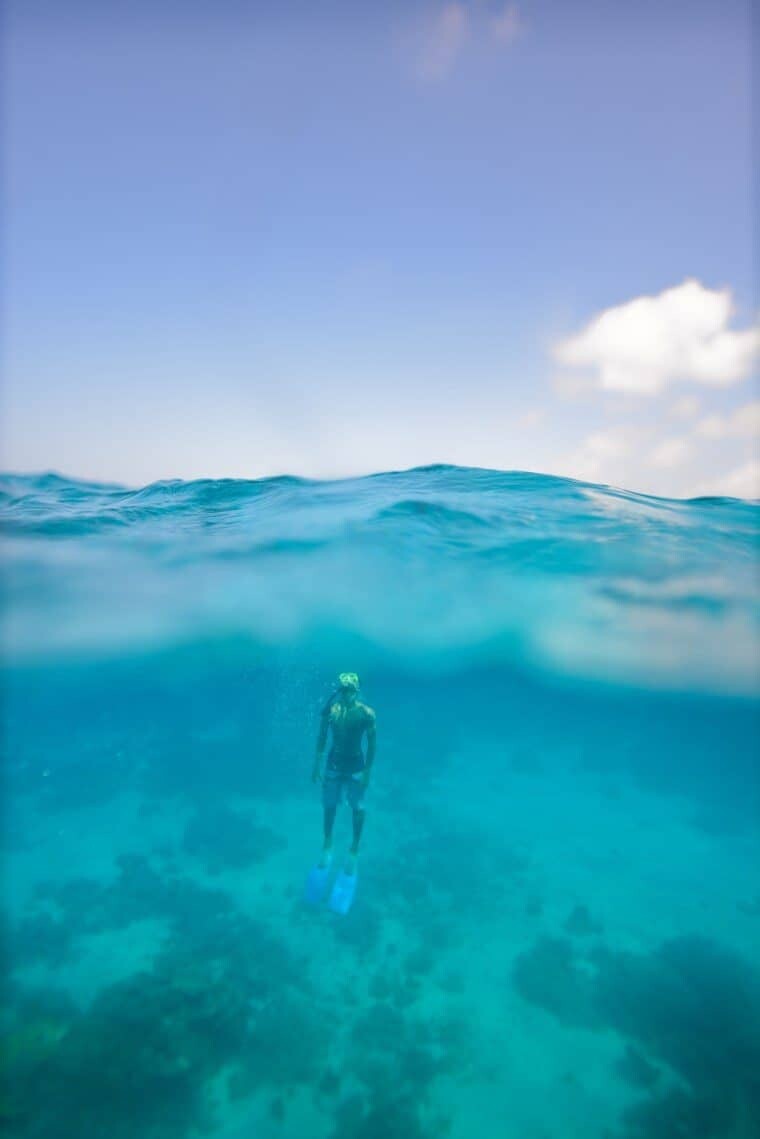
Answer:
312;709;330;781
362;711;376;784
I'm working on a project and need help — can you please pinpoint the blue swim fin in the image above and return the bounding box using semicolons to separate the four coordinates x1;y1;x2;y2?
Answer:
304;863;331;906
328;870;357;915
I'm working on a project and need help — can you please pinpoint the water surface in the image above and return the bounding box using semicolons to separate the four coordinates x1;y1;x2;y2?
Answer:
2;465;758;1138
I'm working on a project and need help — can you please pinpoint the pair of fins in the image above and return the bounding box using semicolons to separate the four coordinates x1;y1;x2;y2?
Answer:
304;861;357;914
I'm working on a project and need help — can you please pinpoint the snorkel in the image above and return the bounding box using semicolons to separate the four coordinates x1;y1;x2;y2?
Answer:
322;672;360;714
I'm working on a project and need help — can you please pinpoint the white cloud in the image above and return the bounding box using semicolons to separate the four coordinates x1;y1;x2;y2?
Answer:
552;372;596;398
515;407;545;429
733;400;760;436
669;396;701;419
694;400;760;440
553;279;760;395
415;3;469;81
649;437;690;468
695;415;727;440
563;427;637;483
490;2;522;44
693;460;760;500
583;429;631;460
410;2;522;80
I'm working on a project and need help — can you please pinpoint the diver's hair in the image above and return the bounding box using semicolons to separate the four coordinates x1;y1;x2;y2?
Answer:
321;689;341;716
321;682;361;716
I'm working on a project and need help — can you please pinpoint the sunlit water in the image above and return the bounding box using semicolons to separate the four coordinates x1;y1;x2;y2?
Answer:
2;465;759;1139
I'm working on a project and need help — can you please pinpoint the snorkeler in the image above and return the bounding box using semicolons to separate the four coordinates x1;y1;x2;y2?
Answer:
311;672;376;881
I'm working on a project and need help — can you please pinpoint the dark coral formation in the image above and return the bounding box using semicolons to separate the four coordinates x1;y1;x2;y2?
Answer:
596;935;760;1134
563;903;602;937
4;899;326;1138
349;1001;464;1102
15;855;240;960
228;992;332;1097
7;911;74;968
327;1000;462;1139
513;932;760;1138
4;919;465;1139
5;842;329;1137
513;936;601;1029
372;825;529;932
1;987;78;1131
4;829;472;1139
331;1091;439;1139
619;1087;734;1139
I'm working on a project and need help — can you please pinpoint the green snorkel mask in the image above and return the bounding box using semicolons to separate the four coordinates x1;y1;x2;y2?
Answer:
321;672;360;715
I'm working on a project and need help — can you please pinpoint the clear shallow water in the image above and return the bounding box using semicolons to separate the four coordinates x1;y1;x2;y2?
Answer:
2;465;759;1138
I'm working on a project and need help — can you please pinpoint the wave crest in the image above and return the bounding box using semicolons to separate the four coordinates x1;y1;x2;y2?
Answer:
1;466;757;693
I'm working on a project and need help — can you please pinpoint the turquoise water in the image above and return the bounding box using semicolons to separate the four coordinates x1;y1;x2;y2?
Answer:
2;465;759;1138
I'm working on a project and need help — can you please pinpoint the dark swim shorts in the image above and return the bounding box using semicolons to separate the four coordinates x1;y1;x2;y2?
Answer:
322;772;366;810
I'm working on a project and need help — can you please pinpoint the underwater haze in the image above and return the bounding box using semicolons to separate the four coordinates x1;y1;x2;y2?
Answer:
2;464;759;1139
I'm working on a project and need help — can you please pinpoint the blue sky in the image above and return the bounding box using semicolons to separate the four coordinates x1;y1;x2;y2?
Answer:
4;0;757;495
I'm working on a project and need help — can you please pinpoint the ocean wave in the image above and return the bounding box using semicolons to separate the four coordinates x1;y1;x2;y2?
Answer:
1;466;757;693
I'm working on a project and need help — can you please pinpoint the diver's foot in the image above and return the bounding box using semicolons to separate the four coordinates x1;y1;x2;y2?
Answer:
345;851;359;876
318;845;332;869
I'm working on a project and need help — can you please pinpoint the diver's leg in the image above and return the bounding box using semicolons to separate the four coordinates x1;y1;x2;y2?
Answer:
350;806;365;855
345;779;366;873
323;806;337;846
320;779;339;866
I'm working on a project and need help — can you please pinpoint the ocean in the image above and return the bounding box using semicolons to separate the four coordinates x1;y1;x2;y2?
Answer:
2;464;759;1138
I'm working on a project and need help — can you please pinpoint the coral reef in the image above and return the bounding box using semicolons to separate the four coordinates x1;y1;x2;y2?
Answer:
512;936;601;1029
330;1092;437;1139
5;917;323;1139
563;903;602;937
513;931;760;1137
595;935;760;1131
